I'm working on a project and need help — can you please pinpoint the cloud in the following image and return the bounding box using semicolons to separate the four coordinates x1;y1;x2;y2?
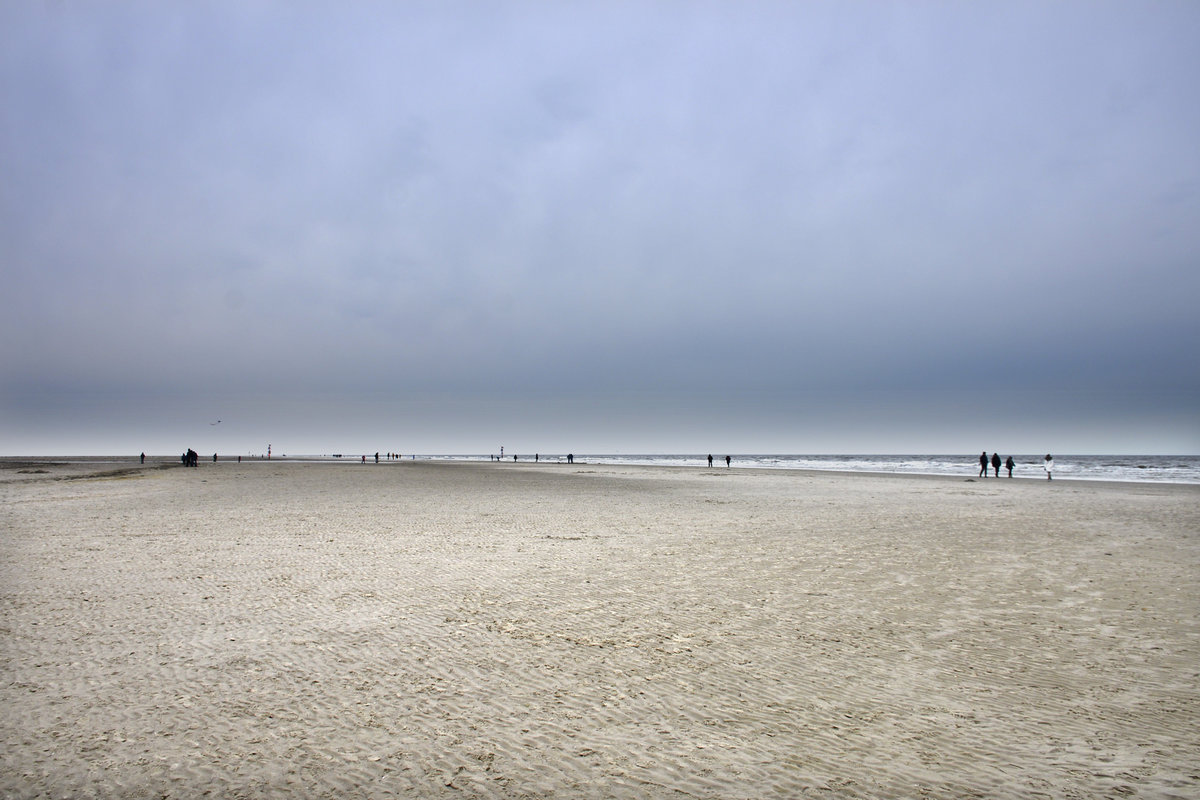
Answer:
3;1;1199;454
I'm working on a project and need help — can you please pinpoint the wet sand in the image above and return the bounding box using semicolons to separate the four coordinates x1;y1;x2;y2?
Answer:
2;458;1198;798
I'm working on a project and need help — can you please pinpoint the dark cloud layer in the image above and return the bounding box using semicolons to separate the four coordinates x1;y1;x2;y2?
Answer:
3;1;1198;455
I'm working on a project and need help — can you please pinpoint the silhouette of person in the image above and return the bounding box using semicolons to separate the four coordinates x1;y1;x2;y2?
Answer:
708;454;714;468
140;452;145;464
979;451;989;477
991;452;1001;477
567;453;574;464
1044;454;1054;480
725;455;731;468
1005;456;1014;477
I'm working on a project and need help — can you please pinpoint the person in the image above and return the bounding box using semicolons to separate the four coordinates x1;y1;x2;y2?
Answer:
140;452;145;464
375;452;379;464
567;453;574;464
979;451;989;477
213;453;218;463
991;452;1001;478
1044;454;1054;480
1005;455;1014;478
535;453;539;462
725;455;731;468
708;454;714;468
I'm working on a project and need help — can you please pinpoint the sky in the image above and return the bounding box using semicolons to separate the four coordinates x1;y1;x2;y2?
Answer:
3;1;1198;456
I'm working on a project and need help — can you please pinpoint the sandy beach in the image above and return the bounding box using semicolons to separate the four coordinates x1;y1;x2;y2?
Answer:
1;458;1197;799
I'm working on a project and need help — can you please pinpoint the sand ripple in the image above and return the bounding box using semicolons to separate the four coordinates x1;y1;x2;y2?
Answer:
2;462;1198;798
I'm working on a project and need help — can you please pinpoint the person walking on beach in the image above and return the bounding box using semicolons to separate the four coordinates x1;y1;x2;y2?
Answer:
140;452;145;464
1005;455;1015;478
708;454;714;468
1044;454;1054;480
991;452;1001;478
979;451;989;477
725;455;731;468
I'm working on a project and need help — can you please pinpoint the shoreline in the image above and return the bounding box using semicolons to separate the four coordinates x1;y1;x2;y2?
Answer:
3;454;1199;490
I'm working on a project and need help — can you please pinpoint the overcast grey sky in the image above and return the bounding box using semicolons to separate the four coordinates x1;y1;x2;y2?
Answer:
3;1;1198;455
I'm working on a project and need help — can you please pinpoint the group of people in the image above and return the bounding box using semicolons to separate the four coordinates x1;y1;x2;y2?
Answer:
707;454;732;468
178;449;238;466
489;453;575;463
979;451;1016;478
980;452;1055;480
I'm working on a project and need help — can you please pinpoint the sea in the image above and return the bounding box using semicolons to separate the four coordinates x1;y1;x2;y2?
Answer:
412;453;1200;485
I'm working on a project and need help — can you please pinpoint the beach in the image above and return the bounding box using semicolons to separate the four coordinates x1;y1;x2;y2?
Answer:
2;459;1197;799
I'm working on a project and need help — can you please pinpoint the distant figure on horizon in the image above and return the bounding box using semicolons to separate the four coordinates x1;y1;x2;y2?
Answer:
140;452;145;464
708;454;714;468
567;453;574;464
375;452;379;463
535;453;539;462
725;455;731;468
213;453;218;463
1005;455;1015;478
1044;454;1054;480
979;451;989;477
991;452;1001;478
